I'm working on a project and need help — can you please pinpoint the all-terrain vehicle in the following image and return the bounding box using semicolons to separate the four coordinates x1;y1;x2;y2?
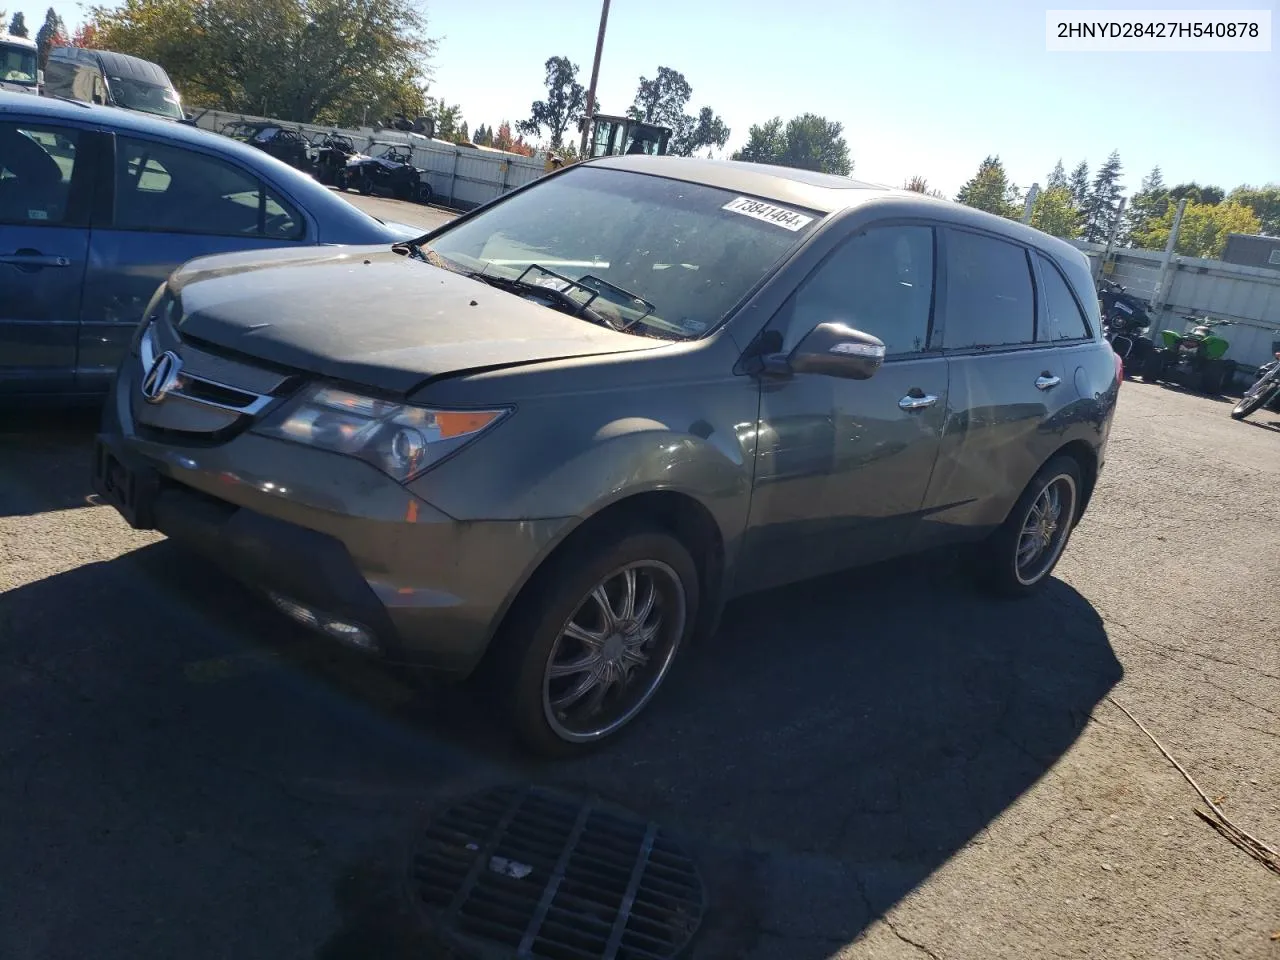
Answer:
222;121;313;172
341;142;432;203
1098;277;1154;377
310;132;358;187
1140;316;1238;394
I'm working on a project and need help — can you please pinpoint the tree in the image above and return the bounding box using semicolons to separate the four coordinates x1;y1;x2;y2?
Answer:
8;11;28;36
1068;160;1090;207
731;114;851;176
1167;182;1225;206
457;120;469;144
493;121;514;152
1080;150;1123;243
1029;186;1080;238
1046;159;1068;190
628;66;728;158
903;175;945;198
1228;184;1280;236
955;155;1018;218
70;23;100;47
86;0;437;125
518;55;586;150
422;98;462;141
1131;200;1261;258
34;7;64;67
1121;165;1168;246
679;106;730;157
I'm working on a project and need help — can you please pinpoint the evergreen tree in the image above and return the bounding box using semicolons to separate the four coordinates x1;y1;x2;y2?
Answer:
1068;161;1090;207
955;155;1018;218
1046;159;1067;190
1081;150;1124;243
1122;165;1169;246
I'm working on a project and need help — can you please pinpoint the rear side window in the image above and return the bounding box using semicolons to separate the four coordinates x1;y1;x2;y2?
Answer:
941;229;1035;349
1037;253;1092;341
0;123;84;226
113;136;304;240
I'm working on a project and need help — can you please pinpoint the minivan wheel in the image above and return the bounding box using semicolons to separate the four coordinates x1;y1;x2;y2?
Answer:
497;529;699;757
980;456;1082;597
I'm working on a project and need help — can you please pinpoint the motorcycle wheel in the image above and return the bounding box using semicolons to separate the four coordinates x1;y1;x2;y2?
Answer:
1231;389;1268;420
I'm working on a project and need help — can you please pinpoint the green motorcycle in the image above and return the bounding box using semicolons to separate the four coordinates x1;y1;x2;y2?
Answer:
1139;316;1237;394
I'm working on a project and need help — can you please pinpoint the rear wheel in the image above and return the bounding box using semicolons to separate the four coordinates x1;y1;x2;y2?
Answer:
494;528;699;757
979;456;1082;597
1139;349;1164;383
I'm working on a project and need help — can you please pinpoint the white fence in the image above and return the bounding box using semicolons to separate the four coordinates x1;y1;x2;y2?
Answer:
189;108;547;210
1070;240;1280;372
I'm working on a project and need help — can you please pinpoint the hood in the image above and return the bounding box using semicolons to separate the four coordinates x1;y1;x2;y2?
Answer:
169;246;660;394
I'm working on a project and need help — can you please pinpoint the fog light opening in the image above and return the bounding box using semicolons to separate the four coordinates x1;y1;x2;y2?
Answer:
268;591;317;626
267;592;378;652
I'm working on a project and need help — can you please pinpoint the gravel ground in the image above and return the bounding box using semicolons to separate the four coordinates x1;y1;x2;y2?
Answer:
1;362;1277;958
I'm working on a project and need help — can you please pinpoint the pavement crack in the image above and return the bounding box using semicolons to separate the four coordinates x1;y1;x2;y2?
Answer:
1103;616;1280;682
883;918;944;960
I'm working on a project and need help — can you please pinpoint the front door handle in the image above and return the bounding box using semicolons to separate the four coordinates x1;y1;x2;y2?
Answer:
1035;374;1061;391
0;250;72;270
899;393;938;411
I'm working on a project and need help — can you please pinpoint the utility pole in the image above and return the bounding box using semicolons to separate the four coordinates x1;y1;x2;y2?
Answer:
1150;197;1187;316
579;0;611;158
1021;183;1040;224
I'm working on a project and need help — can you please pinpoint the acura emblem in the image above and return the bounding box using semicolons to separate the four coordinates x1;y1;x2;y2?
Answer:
140;350;183;403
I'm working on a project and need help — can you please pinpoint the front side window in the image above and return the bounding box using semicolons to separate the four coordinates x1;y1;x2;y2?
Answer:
1037;253;1092;341
783;225;935;356
941;229;1036;349
0;123;82;226
114;137;303;240
426;166;823;340
0;44;38;87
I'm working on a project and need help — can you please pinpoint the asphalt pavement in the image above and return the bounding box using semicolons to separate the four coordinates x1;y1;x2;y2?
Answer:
2;330;1278;954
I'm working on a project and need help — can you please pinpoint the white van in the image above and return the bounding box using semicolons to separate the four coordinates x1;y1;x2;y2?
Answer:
0;33;40;95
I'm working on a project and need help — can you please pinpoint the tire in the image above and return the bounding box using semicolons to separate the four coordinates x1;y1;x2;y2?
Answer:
417;182;434;205
358;177;373;196
1231;391;1266;420
979;456;1082;598
1139;349;1164;383
492;528;700;757
1200;359;1225;395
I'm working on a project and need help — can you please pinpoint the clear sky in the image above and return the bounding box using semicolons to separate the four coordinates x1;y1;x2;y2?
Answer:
38;0;1280;196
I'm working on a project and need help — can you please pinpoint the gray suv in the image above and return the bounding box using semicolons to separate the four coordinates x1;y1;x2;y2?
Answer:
93;156;1121;755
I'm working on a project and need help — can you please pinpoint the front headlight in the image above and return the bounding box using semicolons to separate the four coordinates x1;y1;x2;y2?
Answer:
255;385;509;483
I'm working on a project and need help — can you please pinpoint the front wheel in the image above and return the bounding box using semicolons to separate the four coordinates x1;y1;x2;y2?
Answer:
494;529;699;757
979;456;1082;597
1139;349;1164;383
1232;384;1275;420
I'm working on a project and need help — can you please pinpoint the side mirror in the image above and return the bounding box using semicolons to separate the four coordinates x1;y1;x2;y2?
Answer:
37;69;44;85
787;322;886;380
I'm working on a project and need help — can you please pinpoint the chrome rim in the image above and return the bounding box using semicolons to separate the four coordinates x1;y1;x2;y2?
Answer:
543;560;686;743
1015;474;1077;586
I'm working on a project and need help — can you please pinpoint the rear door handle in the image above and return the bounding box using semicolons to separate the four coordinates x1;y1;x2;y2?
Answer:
1035;375;1061;391
0;251;72;269
899;393;938;411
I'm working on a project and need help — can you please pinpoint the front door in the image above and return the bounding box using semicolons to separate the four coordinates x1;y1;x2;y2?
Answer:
737;223;948;593
0;120;94;396
78;133;308;393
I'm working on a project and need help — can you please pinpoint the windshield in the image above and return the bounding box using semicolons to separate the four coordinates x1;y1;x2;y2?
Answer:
0;43;37;86
107;75;183;119
425;166;822;339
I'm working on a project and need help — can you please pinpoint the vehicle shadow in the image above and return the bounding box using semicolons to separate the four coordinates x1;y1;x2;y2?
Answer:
0;406;101;517
1;536;1120;959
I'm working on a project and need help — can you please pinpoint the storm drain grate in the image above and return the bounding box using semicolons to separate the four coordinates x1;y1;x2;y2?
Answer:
408;784;705;960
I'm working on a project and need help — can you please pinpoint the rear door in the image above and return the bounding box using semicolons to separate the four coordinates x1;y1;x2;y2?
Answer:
918;227;1069;542
78;133;310;392
0;119;96;396
738;222;949;592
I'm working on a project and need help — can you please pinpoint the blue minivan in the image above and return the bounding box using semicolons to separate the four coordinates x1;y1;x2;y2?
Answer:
0;93;409;403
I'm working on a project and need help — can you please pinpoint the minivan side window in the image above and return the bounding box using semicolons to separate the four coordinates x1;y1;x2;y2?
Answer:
0;123;85;227
784;225;935;356
113;137;304;240
1036;253;1092;341
941;229;1036;349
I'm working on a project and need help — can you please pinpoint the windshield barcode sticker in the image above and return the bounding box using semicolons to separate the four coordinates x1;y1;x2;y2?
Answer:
722;197;814;231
